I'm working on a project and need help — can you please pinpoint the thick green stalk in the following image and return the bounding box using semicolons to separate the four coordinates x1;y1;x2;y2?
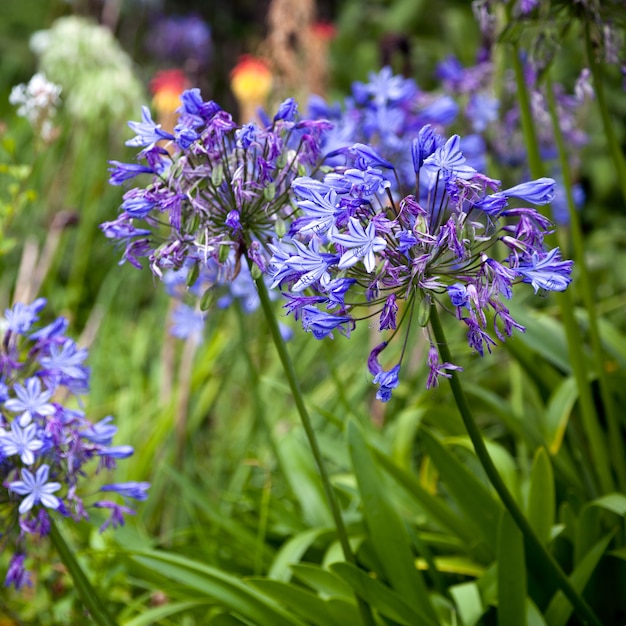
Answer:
584;25;626;204
545;78;626;491
253;275;376;626
511;46;614;494
49;519;117;626
235;302;281;464
429;306;602;626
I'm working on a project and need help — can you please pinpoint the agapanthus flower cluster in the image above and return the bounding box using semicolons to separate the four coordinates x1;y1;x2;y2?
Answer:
103;90;332;296
9;73;61;143
0;299;149;589
269;129;573;401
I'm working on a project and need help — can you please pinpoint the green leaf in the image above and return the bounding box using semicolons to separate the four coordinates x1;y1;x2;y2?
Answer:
506;305;571;374
268;528;335;582
527;447;555;545
123;601;209;626
545;533;614;626
497;511;526;626
165;468;274;562
331;562;438;626
208;614;249;625
526;599;548;626
445;436;519;501
347;420;438;622
372;446;488;555
420;429;502;549
247;578;334;626
290;563;354;599
391;407;427;469
277;430;333;527
325;598;364;626
132;550;305;626
575;494;626;564
544;377;578;454
49;520;116;626
449;582;484;626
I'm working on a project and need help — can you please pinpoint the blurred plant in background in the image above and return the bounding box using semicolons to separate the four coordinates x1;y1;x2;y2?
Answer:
31;16;145;131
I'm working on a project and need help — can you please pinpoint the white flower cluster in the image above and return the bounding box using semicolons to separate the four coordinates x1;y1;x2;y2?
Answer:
30;16;145;127
9;73;61;142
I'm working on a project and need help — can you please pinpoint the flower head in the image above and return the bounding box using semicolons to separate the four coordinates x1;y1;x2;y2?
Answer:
1;299;148;588
269;124;571;401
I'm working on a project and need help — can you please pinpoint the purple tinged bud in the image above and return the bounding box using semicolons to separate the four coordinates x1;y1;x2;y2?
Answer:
94;501;136;532
274;98;299;122
327;143;394;170
448;283;469;308
426;343;462;389
236;123;258;148
108;161;153;186
373;365;400;402
301;306;353;339
5;554;32;590
379;294;398;331
225;210;241;231
100;481;150;501
98;445;134;459
411;125;439;172
500;177;556;205
473;193;508;215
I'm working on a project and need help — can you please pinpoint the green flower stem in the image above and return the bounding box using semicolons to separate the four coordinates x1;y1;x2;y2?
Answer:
253;275;376;626
584;25;626;204
49;518;117;626
511;46;614;494
429;305;602;626
545;78;626;492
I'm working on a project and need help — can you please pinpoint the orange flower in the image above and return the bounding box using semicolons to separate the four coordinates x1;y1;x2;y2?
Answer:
230;56;273;106
150;69;190;117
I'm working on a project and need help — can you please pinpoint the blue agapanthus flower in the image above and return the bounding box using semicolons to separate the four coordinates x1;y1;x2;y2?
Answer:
103;92;332;337
269;129;572;401
0;299;148;589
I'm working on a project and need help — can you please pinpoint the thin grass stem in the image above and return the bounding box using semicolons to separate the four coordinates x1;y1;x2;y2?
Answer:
545;76;626;491
511;44;614;494
584;25;626;204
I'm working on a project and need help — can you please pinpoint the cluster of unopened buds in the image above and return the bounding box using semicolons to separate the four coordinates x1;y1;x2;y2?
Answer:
1;299;148;589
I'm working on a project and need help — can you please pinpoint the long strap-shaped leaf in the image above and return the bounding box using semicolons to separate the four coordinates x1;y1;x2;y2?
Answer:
347;419;439;624
132;550;306;626
49;519;117;626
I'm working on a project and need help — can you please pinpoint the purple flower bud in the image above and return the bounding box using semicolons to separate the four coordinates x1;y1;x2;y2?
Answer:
501;177;555;205
301;306;353;339
274;98;299;122
225;210;241;231
379;294;398;331
108;161;154;186
448;283;469;309
98;445;135;459
5;554;31;590
100;481;150;501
